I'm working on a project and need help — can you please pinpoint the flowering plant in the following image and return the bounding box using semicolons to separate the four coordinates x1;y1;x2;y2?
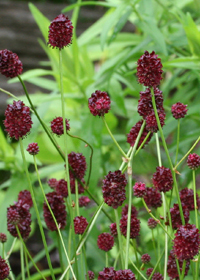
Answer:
0;1;200;280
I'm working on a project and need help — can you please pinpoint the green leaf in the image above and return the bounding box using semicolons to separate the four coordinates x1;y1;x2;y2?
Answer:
163;56;200;70
62;1;116;13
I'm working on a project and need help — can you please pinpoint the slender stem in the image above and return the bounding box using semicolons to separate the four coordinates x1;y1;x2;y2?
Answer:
75;179;80;216
174;136;200;171
24;246;31;280
33;155;76;279
180;261;186;280
20;238;25;280
15;226;46;280
19;138;56;280
175;119;180;165
57;232;64;273
132;240;139;278
151;90;185;225
135;131;152;156
102;116;128;159
114;209;124;269
105;252;108;267
192;170;198;228
151;230;157;260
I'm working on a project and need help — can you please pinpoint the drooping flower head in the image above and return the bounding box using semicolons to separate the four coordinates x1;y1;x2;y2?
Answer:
167;250;190;280
97;233;114;252
187;153;200;170
74;216;88;235
127;120;153;149
88;90;111;117
68;152;87;180
171;102;188;119
48;14;73;49
50;117;70;136
7;201;31;239
137;51;163;87
43;192;67;231
0;256;10;280
120;214;140;239
102;170;127;209
173;223;200;260
0;49;23;78
26;143;39;155
179;187;200;211
18;190;33;209
144;187;162;208
152;166;173;193
4;100;32;140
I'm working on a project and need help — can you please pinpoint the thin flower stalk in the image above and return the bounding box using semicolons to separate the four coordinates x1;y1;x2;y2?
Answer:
175;119;180;165
114;209;124;269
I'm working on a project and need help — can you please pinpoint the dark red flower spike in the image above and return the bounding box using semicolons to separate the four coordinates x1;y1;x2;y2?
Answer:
152;166;173;193
0;49;23;78
97;233;114;252
0;256;10;280
27;143;39;155
88;90;111;117
187;153;200;170
50;117;70;136
171;102;188;119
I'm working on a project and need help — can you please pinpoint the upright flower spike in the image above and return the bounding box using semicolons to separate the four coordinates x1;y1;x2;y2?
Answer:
0;233;7;243
68;151;87;180
179;187;200;211
26;143;39;155
0;49;23;78
114;269;136;280
88;90;111;117
120;214;140;239
18;190;33;209
141;254;151;264
102;170;127;209
79;196;91;207
43;192;67;231
74;216;88;235
147;218;158;229
187;153;200;170
133;182;147;197
121;204;138;217
56;179;68;198
98;267;116;280
173;223;200;260
50;117;70;136
165;203;189;229
137;50;163;87
0;256;10;280
152;166;173;193
4;100;32;140
86;271;95;280
171;102;188;119
167;250;190;280
48;14;73;49
7;201;31;240
144;187;162;209
97;233;114;252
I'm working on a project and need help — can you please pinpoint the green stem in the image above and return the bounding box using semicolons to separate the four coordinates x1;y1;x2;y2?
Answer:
192;170;198;228
33;155;76;279
151;89;185;225
105;252;108;267
75;179;80;216
151;229;157;260
175;119;180;165
57;232;64;273
102;116;128;159
19;138;56;280
15;226;46;280
114;209;124;269
24;246;31;280
132;240;139;278
180;260;186;280
20;238;25;280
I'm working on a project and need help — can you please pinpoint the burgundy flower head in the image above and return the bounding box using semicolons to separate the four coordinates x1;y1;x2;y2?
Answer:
137;51;163;87
18;190;33;209
165;203;189;229
56;179;68;198
141;254;151;264
144;187;162;209
86;271;95;280
97;233;114;252
0;49;23;78
127;120;153;149
102;170;127;209
110;223;117;236
79;196;91;207
187;153;200;170
173;223;200;260
0;256;10;280
98;267;116;280
167;250;190;280
88;90;111;117
146;268;153;277
179;187;200;211
114;269;136;280
147;218;158;229
4;100;32;140
0;233;7;243
68;151;87;180
26;143;39;155
171;102;188;120
152;272;164;280
43;192;67;231
70;176;85;194
7;201;31;239
47;178;58;189
145;110;166;133
152;166;173;193
121;204;138;218
133;182;146;197
50;117;70;136
48;14;73;49
120;214;140;239
74;216;88;235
